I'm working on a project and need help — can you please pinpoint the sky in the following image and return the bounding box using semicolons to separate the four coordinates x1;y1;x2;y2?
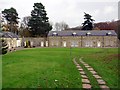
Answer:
0;0;119;28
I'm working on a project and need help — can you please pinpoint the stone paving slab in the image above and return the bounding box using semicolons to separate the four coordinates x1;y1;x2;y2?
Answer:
81;75;88;79
73;62;77;64
80;61;85;63
85;65;91;68
82;84;91;89
90;71;97;75
100;85;110;90
78;68;83;71
76;65;81;68
80;71;86;75
79;60;83;62
87;68;94;71
77;67;82;69
93;75;102;79
97;79;106;85
82;79;90;84
80;61;86;64
74;63;78;65
83;64;89;66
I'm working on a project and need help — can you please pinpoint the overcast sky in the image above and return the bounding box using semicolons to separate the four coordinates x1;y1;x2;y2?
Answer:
0;0;119;28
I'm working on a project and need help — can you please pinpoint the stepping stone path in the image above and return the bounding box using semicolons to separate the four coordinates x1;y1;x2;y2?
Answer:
79;59;110;90
73;58;92;89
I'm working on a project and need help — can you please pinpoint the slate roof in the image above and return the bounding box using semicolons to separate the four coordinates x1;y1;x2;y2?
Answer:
0;31;19;39
48;30;117;36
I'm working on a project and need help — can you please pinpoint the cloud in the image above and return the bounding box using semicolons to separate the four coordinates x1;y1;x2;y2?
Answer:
103;6;114;14
0;0;118;27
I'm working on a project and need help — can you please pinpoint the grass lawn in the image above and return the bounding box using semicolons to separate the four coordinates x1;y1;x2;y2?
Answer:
2;48;119;89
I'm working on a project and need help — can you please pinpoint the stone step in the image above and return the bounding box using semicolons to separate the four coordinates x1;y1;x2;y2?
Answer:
80;71;86;75
82;79;90;84
97;79;106;85
100;85;110;90
82;84;92;89
76;65;81;68
87;68;94;71
93;75;102;79
85;65;91;68
81;75;88;79
83;64;89;66
78;68;83;71
90;71;97;75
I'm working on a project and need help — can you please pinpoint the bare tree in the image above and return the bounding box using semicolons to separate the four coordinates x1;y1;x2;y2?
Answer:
19;16;31;37
22;16;31;28
54;21;69;31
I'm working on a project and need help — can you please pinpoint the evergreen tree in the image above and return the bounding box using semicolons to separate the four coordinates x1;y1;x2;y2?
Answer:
82;12;94;30
28;3;52;37
2;7;19;34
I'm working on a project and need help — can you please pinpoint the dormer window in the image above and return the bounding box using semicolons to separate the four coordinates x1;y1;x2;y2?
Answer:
72;32;77;36
106;32;112;36
86;32;91;36
52;32;58;36
108;32;112;35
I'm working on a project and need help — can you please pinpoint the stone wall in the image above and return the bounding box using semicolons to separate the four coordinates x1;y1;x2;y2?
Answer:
3;36;118;49
48;36;118;48
21;37;46;47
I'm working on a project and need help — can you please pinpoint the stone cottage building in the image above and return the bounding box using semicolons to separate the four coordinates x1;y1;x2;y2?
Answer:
0;31;21;49
48;30;118;47
1;30;118;49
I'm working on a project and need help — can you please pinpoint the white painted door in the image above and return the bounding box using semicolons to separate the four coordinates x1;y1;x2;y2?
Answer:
17;40;21;47
24;42;26;46
97;42;101;47
41;41;44;47
46;41;48;47
63;41;66;47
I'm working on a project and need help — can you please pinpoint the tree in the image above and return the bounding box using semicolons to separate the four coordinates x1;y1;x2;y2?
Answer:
19;23;31;37
28;3;52;37
0;39;8;55
19;16;31;37
81;12;94;30
22;16;31;28
2;7;19;34
54;22;69;31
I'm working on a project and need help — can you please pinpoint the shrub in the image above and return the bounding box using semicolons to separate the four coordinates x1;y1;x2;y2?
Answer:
0;39;8;55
